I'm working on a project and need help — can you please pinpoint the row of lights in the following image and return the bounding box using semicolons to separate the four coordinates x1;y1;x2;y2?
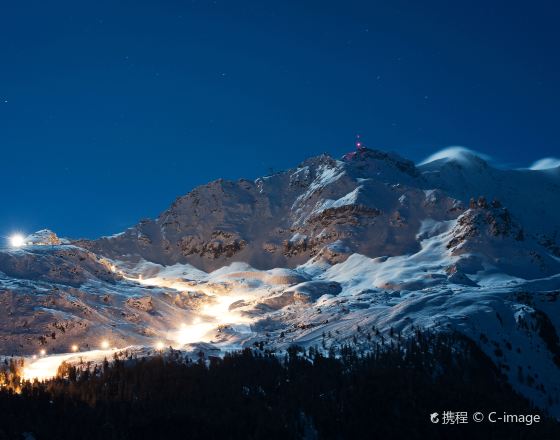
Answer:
31;339;167;359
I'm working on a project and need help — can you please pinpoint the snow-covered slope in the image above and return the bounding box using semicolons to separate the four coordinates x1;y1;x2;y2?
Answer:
0;146;559;417
418;149;560;240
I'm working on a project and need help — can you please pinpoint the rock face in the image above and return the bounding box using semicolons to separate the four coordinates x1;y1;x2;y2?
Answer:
24;229;65;246
76;147;560;274
447;197;560;279
79;149;463;271
448;197;524;249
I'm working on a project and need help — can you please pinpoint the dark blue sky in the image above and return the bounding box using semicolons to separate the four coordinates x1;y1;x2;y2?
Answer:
1;0;558;239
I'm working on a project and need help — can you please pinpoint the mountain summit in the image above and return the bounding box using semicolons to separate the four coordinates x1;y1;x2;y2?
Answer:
80;147;559;277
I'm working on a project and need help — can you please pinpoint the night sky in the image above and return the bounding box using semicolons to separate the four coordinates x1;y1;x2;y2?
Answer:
1;0;558;239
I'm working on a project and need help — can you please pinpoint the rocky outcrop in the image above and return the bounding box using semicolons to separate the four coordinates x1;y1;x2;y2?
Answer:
24;229;64;246
447;197;560;279
448;197;524;250
177;231;247;259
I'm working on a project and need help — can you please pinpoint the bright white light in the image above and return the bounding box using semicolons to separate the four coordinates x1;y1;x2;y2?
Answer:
124;272;255;347
39;349;46;356
9;234;25;248
23;347;126;382
168;293;254;346
155;341;165;350
172;322;214;346
71;344;79;352
24;352;75;381
100;340;110;349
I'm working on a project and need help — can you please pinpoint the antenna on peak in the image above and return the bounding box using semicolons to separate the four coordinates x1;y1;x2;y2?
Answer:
355;134;364;150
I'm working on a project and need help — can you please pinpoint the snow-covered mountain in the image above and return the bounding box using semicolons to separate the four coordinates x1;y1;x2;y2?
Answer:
1;146;559;416
79;146;560;273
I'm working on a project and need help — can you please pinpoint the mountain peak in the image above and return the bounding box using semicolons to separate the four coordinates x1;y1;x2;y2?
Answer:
24;229;66;246
342;146;418;177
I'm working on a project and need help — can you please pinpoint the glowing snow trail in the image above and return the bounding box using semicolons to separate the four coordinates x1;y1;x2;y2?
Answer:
123;273;255;346
22;349;119;381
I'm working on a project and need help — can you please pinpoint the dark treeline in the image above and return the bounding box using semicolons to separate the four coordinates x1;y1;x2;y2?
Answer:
0;331;558;439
